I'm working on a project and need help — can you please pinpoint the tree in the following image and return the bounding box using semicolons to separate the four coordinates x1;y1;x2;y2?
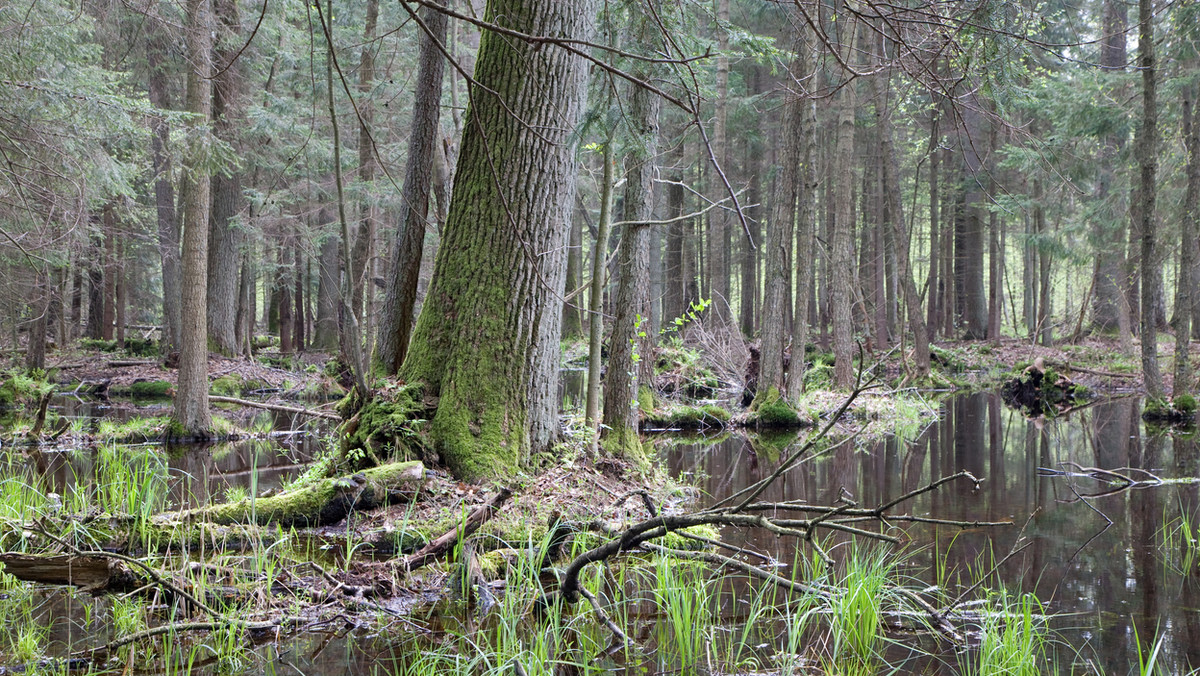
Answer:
1135;0;1163;399
397;0;595;480
830;3;859;389
173;0;214;437
602;64;659;466
375;2;448;374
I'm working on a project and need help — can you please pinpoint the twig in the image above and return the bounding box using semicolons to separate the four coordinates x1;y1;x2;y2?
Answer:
401;487;512;571
578;587;632;647
208;395;341;420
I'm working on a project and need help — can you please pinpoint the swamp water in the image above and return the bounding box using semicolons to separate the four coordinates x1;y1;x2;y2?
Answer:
0;392;1196;674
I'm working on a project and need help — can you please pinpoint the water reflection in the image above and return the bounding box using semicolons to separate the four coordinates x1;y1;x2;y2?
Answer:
664;393;1200;672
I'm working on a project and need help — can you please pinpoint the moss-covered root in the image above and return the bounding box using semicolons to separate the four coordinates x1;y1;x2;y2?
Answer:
189;461;425;528
601;425;650;473
747;387;807;428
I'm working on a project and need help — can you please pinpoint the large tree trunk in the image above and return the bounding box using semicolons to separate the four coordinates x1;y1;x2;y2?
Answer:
374;3;447;374
205;0;243;356
173;0;214;437
399;0;595;480
1136;0;1163;399
758;44;802;402
603;77;659;463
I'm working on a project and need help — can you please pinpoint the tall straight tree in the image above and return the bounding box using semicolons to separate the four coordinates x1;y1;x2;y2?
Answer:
1135;0;1162;399
602;70;659;465
1175;78;1196;394
1090;0;1128;334
172;0;213;437
830;2;859;388
206;0;243;356
707;0;732;326
375;3;447;374
398;0;595;480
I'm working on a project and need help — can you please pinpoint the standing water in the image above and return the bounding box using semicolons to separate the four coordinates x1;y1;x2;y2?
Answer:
666;392;1200;672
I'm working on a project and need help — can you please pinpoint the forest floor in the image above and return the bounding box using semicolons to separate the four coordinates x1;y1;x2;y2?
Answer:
0;334;1194;671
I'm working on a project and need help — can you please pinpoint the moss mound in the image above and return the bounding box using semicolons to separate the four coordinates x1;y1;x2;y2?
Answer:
642;403;730;431
1142;396;1197;426
747;387;808;428
339;383;430;468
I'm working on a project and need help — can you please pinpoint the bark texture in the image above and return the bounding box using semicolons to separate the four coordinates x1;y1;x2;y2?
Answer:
602;76;659;464
830;9;859;388
375;3;447;374
400;0;595;480
1136;0;1162;399
173;0;214;436
146;35;181;352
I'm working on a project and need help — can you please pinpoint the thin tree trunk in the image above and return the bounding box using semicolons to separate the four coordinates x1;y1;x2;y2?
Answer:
101;206;115;341
585;142;614;431
374;3;447;374
785;85;817;404
927;106;940;339
146;31;182;352
350;0;379;324
1136;0;1163;399
562;209;584;338
760;41;803;402
1174;81;1196;394
278;242;293;355
24;274;49;371
707;0;732;326
314;219;341;350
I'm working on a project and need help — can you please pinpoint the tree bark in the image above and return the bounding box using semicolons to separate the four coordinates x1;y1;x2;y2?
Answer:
785;71;817;404
707;0;733;326
758;45;802;402
1136;0;1163;399
399;0;595;480
585;142;614;431
1174;80;1196;394
831;7;859;388
603;76;658;462
374;3;447;374
1091;0;1128;334
173;0;214;437
350;0;379;326
562;208;584;339
313;217;341;351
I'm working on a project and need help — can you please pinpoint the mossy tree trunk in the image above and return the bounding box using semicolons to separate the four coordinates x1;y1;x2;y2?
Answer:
375;2;447;375
603;73;659;465
173;0;213;437
399;0;595;481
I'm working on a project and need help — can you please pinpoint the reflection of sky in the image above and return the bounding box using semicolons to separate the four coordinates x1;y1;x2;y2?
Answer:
663;393;1200;673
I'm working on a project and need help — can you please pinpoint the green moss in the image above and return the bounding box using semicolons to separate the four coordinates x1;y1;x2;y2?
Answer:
97;416;170;443
108;380;173;398
79;338;119;353
643;404;730;430
661;524;720;551
203;461;424;527
637;385;657;415
209;374;243;396
601;425;649;472
0;370;53;408
340;383;428;468
749;429;801;463
1144;398;1170;418
1174;394;1197;414
748;387;805;427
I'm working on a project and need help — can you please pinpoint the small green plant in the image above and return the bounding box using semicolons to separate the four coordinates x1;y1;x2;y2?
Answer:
652;553;713;671
112;597;147;635
965;590;1047;676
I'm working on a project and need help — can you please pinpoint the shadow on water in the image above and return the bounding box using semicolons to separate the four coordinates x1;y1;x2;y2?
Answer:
665;392;1200;672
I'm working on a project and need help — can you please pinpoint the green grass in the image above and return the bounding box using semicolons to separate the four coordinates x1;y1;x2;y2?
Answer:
964;590;1047;676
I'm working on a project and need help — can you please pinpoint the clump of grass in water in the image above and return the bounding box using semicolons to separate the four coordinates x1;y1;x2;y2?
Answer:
651;552;715;672
825;547;894;672
962;590;1047;676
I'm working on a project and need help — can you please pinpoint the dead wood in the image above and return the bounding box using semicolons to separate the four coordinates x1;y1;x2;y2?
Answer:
402;487;513;572
107;359;157;368
0;553;141;592
208;395;341;420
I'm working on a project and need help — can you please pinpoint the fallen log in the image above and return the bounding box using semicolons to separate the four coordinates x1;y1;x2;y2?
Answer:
176;461;426;528
0;553;141;592
209;395;341;420
403;487;512;572
108;360;157;368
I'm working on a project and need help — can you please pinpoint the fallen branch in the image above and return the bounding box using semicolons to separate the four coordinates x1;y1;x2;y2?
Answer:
209;395;341;420
402;487;513;572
